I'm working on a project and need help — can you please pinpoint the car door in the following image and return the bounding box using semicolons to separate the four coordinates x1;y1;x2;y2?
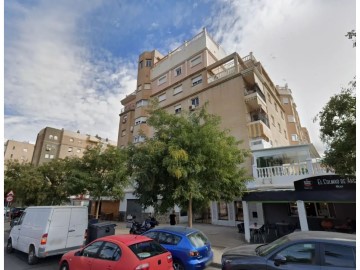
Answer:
72;241;104;270
266;242;321;270
320;243;356;270
11;212;26;251
90;241;122;270
66;207;87;248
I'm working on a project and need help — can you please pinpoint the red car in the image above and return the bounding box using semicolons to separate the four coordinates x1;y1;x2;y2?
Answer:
59;234;174;270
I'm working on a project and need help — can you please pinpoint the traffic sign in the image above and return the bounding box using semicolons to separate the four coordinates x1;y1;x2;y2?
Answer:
6;196;13;202
7;190;14;196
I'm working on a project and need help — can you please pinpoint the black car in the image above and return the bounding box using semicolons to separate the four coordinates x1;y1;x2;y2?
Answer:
222;231;356;270
10;207;25;219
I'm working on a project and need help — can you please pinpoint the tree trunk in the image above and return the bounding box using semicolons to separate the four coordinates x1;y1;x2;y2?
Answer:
188;196;193;227
95;198;101;219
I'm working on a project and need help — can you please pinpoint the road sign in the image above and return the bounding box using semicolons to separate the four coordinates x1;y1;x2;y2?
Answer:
6;196;13;202
7;191;14;196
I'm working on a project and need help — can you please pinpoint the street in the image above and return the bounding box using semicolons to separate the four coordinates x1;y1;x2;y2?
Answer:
4;222;220;270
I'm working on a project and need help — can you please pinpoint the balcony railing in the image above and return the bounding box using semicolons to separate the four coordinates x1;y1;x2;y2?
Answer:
244;86;266;102
208;66;236;83
120;103;136;114
251;114;270;128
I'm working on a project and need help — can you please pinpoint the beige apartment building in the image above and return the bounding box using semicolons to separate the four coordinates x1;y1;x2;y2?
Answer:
118;28;310;167
32;127;117;166
4;140;35;163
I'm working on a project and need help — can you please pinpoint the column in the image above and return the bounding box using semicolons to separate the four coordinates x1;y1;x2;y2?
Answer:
296;200;309;231
242;201;251;243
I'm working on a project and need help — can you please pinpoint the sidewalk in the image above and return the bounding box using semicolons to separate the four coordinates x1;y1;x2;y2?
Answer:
112;222;246;267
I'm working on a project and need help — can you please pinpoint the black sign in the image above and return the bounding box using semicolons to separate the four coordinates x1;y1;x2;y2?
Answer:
294;175;356;191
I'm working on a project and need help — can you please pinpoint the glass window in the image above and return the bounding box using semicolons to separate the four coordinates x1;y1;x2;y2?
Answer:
158;75;167;85
173;85;183;95
174;104;181;114
49;135;54;139
129;240;166;260
324;244;355;268
217;201;228;220
288;115;295;123
174;66;182;76
276;243;316;265
291;134;299;141
144;83;151;90
188;232;209;248
192;75;202;86
50;155;54;159
158;93;166;102
23;148;28;152
139;61;143;69
145;59;152;67
275;103;278;112
83;241;104;258
158;232;181;245
190;55;202;67
54;136;58;140
98;242;121;261
283;97;289;104
68;147;73;152
70;138;74;142
45;154;49;158
234;201;243;221
143;231;158;240
191;97;199;107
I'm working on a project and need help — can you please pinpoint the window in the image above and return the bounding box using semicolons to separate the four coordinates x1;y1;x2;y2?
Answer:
77;149;81;153
217;201;228;220
83;241;104;258
289;202;335;217
158;75;167;85
45;154;49;159
187;232;209;248
173;85;183;95
68;147;73;152
129;240;166;259
324;244;355;268
275;103;278;112
134;136;145;143
174;66;182;76
283;97;289;104
271;115;275;126
23;148;28;152
12;146;15;150
136;99;149;108
276;243;316;265
46;145;51;151
144;83;151;90
280;111;284;119
288;115;295;123
70;138;74;142
98;242;121;261
145;59;152;67
49;135;54;140
190;54;202;67
192;74;202;86
158;232;181;245
139;61;143;69
158;93;166;102
278;123;281;132
174;104;182;114
50;155;54;159
284;130;287;138
54;136;58;140
291;134;299;141
135;117;147;125
137;85;142;91
10;154;13;159
191;97;200;107
267;94;272;104
78;140;82;144
121;130;126;137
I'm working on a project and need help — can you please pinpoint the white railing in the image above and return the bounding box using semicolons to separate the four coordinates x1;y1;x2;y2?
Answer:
208;66;236;83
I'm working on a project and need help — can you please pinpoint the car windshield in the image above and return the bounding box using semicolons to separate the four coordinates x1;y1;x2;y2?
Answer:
129;240;167;260
257;235;290;256
187;231;209;248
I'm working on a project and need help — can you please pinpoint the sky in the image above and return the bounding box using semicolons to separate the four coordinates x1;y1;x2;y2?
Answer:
4;0;356;155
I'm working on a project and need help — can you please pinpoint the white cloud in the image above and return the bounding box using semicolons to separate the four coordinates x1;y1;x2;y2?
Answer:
209;0;356;154
5;1;137;143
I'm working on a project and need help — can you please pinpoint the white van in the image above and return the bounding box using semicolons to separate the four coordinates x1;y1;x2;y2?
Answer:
7;206;88;265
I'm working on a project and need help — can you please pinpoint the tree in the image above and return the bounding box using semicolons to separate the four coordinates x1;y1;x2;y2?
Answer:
315;84;356;175
76;145;130;219
4;161;47;206
129;103;250;227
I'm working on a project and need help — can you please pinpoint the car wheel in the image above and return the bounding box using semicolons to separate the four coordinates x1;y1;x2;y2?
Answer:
173;260;185;270
6;239;13;253
28;245;38;265
60;261;70;270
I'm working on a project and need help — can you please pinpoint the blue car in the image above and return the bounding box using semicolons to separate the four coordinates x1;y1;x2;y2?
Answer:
143;226;213;270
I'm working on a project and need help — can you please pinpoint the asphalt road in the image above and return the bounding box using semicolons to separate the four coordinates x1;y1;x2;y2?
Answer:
4;224;220;270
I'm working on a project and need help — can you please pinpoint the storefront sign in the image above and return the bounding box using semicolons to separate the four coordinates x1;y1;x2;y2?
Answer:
295;175;355;191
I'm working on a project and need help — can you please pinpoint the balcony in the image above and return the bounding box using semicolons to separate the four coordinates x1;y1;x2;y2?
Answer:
208;65;236;84
244;86;266;111
120;103;136;114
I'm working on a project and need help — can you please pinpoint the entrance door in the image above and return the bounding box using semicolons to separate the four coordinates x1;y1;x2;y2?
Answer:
126;199;143;221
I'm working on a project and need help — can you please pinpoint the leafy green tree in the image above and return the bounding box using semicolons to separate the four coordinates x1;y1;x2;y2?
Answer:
315;84;356;175
76;145;130;218
4;161;46;206
129;103;250;227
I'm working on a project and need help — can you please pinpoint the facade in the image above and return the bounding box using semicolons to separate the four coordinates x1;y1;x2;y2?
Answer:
32;127;116;166
4;140;35;163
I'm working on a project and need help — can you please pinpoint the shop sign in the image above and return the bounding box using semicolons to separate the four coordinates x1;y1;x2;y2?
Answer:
295;175;356;191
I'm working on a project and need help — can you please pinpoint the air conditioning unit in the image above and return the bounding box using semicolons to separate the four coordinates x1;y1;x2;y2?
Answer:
189;105;196;111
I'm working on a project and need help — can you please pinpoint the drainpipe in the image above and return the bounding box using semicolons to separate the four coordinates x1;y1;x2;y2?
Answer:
296;200;309;231
242;201;251;242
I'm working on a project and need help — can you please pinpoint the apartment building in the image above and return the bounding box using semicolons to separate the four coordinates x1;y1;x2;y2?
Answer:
118;28;310;163
4;140;35;163
32;127;117;166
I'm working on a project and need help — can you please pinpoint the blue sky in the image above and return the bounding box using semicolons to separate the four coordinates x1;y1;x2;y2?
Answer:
4;0;356;154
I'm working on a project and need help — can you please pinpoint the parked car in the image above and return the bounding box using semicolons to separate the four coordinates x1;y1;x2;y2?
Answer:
7;206;88;265
10;207;25;219
221;231;356;270
59;234;174;270
143;226;213;270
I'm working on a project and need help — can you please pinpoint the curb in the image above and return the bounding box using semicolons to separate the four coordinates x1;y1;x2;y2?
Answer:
210;262;222;268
